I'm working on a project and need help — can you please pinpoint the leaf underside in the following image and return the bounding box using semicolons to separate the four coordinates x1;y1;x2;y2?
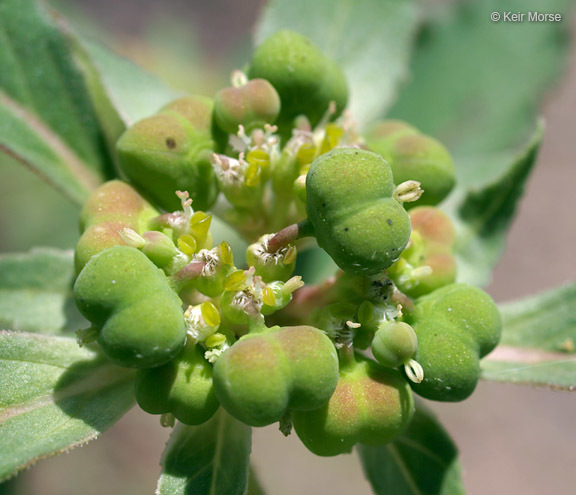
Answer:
449;124;543;286
482;283;576;390
0;248;86;335
0;0;114;204
157;410;252;495
388;0;573;286
358;403;465;495
0;331;135;481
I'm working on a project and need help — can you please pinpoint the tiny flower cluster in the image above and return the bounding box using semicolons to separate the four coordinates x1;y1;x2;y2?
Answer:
72;29;502;457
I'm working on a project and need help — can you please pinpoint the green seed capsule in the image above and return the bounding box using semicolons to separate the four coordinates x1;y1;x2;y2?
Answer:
366;122;456;207
306;148;411;275
364;120;419;144
74;246;186;368
248;30;348;134
116;96;219;211
405;284;502;401
135;341;219;425
214;77;281;135
74;181;159;273
387;207;457;297
292;355;414;456
213;325;339;427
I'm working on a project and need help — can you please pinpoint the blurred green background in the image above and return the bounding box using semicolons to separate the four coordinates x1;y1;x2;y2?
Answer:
1;1;575;494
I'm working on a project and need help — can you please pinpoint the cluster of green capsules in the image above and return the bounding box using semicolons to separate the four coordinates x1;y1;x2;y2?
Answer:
73;30;501;456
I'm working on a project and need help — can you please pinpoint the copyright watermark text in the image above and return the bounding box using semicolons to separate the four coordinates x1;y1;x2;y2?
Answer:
491;11;562;22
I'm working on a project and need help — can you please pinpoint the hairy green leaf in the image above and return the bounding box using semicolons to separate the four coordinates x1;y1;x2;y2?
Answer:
389;0;572;182
0;331;135;481
0;0;113;204
255;0;420;127
448;125;543;285
73;35;182;129
387;0;572;285
157;410;252;495
358;404;465;495
481;284;576;390
0;249;86;335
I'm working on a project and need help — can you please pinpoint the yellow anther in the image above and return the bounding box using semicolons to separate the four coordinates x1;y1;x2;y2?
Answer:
206;333;227;348
262;286;277;307
245;161;262;187
246;149;270;171
320;123;343;154
219;241;234;266
297;142;316;166
200;301;221;328
224;270;247;291
283;245;297;264
178;234;197;256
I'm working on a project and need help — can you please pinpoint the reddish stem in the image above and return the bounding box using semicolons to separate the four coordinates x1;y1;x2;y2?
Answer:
267;219;314;253
173;261;206;282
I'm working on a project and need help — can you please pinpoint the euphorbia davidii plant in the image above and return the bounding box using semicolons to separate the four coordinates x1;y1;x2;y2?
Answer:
0;1;574;494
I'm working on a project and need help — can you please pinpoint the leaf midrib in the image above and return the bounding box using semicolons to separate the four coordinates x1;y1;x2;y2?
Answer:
0;89;100;195
387;443;423;495
0;362;133;422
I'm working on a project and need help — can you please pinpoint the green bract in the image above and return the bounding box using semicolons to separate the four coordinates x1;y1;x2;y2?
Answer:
405;284;502;401
213;325;338;426
387;206;457;297
248;30;348;133
134;341;219;425
214;77;281;135
116;96;219;211
74;180;159;273
366;120;456;207
74;246;187;368
292;355;414;456
306;148;411;275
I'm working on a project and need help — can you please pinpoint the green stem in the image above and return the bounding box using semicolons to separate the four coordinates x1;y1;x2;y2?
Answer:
270;193;292;232
338;343;356;370
247;315;269;334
